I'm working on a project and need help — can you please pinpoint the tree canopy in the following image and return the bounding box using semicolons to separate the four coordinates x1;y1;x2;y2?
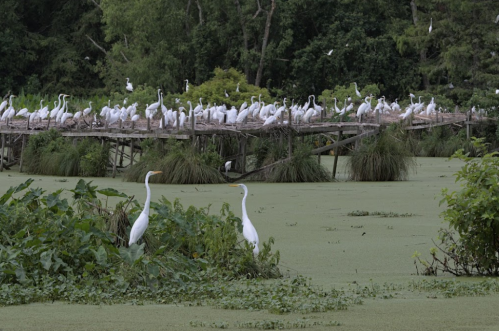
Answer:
2;0;499;106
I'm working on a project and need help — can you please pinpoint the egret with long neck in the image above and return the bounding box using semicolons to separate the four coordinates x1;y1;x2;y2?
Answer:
129;170;162;246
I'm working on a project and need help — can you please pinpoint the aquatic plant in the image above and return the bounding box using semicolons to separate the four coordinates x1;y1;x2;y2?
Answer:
347;129;416;181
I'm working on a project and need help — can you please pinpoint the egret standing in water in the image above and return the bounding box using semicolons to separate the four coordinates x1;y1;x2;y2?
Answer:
225;161;232;177
230;183;259;255
129;170;162;246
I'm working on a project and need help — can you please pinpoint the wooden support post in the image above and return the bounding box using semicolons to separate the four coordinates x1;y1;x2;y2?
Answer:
288;107;292;126
240;136;247;174
288;128;293;157
376;109;380;124
105;120;109;130
191;115;196;146
119;140;126;167
207;109;211;123
130;138;134;166
466;111;471;140
161;115;165;130
112;138;119;178
317;135;321;164
7;134;12;162
26;117;30;130
147;117;151;131
47;117;51;129
332;130;342;179
176;111;180;131
19;134;26;173
0;134;4;172
119;119;122;129
131;121;135;129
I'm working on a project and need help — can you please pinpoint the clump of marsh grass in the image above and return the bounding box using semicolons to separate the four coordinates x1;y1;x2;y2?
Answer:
266;144;330;182
23;129;109;176
347;130;416;181
419;127;471;157
124;139;225;184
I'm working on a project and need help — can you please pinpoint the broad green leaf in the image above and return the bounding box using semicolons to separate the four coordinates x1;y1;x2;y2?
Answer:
97;188;128;198
119;243;145;265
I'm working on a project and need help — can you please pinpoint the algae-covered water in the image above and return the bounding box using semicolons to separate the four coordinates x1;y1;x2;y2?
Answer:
1;156;498;330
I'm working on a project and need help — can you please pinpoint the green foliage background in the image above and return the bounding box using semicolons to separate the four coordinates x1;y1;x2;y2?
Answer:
2;0;499;110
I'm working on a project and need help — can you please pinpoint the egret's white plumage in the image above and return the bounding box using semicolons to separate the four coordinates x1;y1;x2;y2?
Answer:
129;170;162;246
230;183;259;255
126;78;133;92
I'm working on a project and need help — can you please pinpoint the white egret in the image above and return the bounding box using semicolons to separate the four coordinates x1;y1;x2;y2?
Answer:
146;89;162;111
229;183;259;255
225;90;229;98
325;49;333;56
353;82;362;98
236;83;240;92
83;101;93;117
129;170;162;246
126;78;133;92
225;161;232;177
429;18;432;33
185;79;189;92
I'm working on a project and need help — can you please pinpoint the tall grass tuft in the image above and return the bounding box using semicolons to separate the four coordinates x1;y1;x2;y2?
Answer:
347;130;416;181
124;140;225;184
267;144;331;182
419;127;472;157
23;129;109;176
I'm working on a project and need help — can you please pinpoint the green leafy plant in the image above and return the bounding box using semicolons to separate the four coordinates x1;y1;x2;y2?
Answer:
414;138;499;276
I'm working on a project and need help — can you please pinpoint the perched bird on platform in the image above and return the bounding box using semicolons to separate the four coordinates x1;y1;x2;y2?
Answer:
229;183;259;255
354;82;362;98
83;101;93;117
129;170;162;246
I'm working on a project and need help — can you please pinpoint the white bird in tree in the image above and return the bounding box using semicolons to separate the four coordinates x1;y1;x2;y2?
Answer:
429;17;433;33
185;79;189;92
129;170;162;245
225;90;229;98
325;49;333;56
354;82;362;98
236;83;240;92
229;183;259;255
126;78;133;92
495;14;499;24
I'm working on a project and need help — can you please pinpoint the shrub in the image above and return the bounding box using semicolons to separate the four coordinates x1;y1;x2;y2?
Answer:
347;129;416;181
414;138;499;276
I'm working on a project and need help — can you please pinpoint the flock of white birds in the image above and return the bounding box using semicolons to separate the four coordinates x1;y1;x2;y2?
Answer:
0;77;476;129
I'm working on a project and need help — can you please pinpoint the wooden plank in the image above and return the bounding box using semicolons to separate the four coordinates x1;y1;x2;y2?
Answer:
311;129;379;155
230;157;292;182
405;119;466;130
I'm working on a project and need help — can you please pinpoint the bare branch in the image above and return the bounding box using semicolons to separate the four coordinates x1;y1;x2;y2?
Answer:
253;0;262;19
120;51;130;63
195;0;204;25
85;34;107;55
124;34;128;48
89;0;102;11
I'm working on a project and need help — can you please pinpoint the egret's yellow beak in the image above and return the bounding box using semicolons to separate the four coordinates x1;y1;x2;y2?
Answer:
153;171;162;174
229;184;239;187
